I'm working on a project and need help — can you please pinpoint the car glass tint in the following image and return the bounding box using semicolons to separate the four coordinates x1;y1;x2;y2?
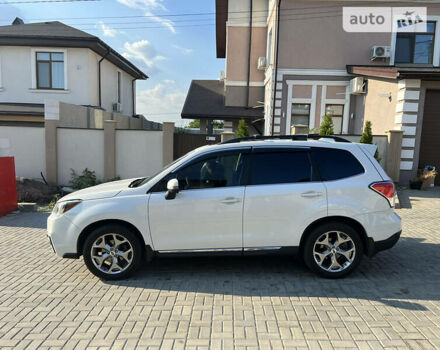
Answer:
311;147;364;181
250;151;311;185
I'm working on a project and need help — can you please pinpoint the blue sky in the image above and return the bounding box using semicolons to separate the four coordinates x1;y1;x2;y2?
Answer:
0;0;224;126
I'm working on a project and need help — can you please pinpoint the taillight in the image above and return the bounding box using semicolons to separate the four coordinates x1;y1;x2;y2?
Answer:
369;181;395;207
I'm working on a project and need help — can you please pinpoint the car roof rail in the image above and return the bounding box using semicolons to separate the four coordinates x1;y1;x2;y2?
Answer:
220;134;351;144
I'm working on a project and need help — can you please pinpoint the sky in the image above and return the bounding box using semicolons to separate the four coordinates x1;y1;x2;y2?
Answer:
0;0;225;127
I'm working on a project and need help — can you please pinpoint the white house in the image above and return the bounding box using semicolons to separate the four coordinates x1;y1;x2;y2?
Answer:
0;19;147;125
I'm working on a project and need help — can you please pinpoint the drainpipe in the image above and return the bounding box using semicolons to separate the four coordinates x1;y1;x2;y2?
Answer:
98;49;110;108
131;78;136;116
245;0;253;108
271;0;281;135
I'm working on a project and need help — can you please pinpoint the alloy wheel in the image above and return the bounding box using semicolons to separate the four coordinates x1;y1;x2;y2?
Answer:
313;231;356;273
90;233;134;274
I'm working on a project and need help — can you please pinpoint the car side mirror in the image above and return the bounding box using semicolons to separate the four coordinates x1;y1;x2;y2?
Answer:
165;178;179;200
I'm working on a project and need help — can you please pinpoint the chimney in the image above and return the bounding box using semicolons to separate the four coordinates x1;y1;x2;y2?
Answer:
12;17;24;25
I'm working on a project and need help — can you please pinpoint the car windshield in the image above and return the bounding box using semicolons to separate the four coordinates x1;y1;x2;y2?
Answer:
132;151;196;188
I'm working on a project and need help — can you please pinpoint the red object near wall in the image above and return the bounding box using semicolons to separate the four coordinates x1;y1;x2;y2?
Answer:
0;157;18;217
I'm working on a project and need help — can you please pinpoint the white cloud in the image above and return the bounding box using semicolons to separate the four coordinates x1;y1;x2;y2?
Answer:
97;21;117;37
172;44;193;55
122;40;165;73
137;81;186;124
116;0;175;33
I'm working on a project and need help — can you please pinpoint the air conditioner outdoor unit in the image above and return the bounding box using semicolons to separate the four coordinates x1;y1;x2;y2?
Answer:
371;45;391;60
257;56;267;70
349;77;366;95
112;102;122;112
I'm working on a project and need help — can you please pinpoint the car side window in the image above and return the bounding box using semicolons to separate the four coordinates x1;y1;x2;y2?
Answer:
311;147;364;181
250;149;311;185
151;151;248;192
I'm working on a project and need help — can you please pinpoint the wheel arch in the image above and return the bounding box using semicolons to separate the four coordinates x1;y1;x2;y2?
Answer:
77;219;147;257
299;216;369;255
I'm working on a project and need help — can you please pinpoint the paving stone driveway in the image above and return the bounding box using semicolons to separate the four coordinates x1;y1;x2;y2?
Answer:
0;189;439;350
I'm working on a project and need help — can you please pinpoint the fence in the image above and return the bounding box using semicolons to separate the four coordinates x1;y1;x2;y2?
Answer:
0;101;173;186
174;133;221;159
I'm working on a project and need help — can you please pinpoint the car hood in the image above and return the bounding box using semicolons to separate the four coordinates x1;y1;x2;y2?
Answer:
59;178;138;202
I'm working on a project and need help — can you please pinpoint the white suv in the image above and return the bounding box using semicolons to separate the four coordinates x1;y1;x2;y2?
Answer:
47;136;401;279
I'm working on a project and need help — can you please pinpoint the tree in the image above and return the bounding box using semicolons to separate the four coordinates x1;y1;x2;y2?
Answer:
186;119;224;129
360;120;381;162
187;119;200;128
319;114;334;136
236;119;250;138
360;120;373;144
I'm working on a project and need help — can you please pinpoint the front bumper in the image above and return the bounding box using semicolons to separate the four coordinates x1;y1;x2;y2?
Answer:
366;230;401;257
47;212;81;258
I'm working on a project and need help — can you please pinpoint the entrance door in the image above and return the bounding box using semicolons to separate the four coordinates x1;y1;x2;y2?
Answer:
419;90;440;185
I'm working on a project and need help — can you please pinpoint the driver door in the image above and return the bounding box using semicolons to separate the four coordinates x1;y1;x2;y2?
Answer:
148;148;250;251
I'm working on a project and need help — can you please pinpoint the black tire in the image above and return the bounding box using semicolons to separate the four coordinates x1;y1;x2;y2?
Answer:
303;222;363;279
83;224;143;280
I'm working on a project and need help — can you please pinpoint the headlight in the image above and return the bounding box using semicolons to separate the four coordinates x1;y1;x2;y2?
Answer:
52;200;82;216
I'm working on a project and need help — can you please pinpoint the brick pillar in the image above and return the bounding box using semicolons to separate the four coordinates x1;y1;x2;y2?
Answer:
221;132;235;143
291;124;308;135
45;120;58;185
162;122;175;166
386;130;404;183
104;120;118;181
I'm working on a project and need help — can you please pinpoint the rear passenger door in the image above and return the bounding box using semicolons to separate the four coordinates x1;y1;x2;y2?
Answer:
243;147;327;249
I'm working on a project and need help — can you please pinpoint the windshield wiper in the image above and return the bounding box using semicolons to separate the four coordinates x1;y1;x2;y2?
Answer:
128;177;147;188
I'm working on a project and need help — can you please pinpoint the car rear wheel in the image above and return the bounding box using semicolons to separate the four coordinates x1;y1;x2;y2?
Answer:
83;224;143;280
303;222;363;278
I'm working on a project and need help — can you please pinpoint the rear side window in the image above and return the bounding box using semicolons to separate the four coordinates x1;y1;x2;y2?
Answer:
311;147;364;181
250;150;311;185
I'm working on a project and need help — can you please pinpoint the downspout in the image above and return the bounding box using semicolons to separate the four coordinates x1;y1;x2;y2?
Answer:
98;49;110;108
131;78;136;116
271;0;281;135
245;0;253;108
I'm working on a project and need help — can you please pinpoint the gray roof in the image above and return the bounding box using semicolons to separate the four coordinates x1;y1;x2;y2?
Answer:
181;80;263;120
0;21;147;80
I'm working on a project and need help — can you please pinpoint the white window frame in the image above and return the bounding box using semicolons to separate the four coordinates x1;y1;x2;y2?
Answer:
266;28;273;66
285;80;350;135
390;16;440;66
30;47;68;91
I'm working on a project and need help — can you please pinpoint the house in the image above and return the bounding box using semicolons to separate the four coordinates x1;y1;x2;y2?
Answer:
0;19;147;126
183;0;440;185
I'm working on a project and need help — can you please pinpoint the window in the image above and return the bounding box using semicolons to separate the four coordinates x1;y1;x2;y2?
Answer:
36;52;64;89
311;147;364;181
395;21;436;64
117;71;122;104
325;104;344;134
291;104;310;127
250;150;311;185
152;151;248;192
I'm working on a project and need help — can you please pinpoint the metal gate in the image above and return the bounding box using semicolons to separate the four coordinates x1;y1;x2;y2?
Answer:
173;134;221;159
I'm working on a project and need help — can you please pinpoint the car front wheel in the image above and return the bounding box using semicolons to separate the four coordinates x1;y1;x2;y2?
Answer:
303;222;363;278
83;224;143;280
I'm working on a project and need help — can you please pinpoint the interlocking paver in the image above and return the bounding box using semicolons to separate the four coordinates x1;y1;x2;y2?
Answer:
0;188;440;349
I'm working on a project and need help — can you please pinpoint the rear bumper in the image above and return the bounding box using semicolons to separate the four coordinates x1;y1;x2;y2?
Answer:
366;230;401;257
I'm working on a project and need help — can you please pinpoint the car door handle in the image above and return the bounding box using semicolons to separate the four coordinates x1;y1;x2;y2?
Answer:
301;191;323;198
221;197;241;204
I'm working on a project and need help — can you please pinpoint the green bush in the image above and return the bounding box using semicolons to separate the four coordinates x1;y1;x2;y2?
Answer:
236;119;250;138
70;168;101;190
319;114;334;136
360;121;381;162
48;193;61;209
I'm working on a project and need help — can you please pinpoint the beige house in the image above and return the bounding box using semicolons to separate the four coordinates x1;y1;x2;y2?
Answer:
182;0;440;185
0;19;147;126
